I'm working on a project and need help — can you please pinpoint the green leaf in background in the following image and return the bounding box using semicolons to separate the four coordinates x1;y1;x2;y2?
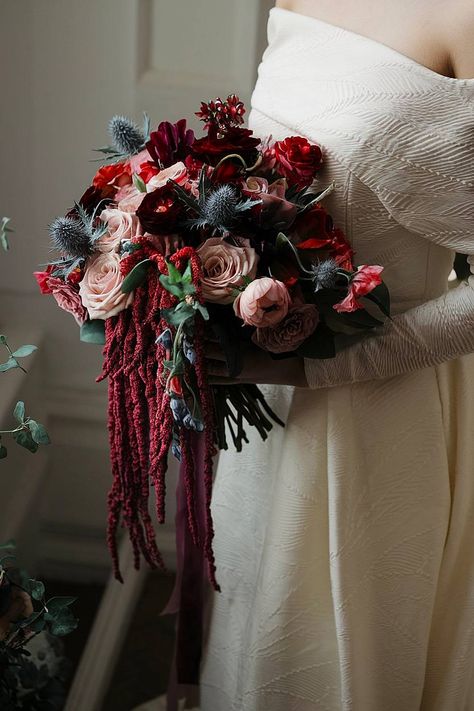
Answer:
182;262;192;284
46;596;77;611
161;304;194;327
47;606;79;636
0;356;19;372
13;401;25;424
80;319;106;345
27;420;51;445
0;217;14;252
0;444;7;459
13;429;39;453
0;539;16;551
29;579;46;601
11;345;37;358
121;258;152;293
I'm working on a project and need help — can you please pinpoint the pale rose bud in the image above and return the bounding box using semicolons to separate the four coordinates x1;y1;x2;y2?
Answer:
98;208;139;252
116;184;146;214
243;176;269;193
251;304;320;353
196;237;259;304
146;161;188;192
79;252;133;320
233;276;290;327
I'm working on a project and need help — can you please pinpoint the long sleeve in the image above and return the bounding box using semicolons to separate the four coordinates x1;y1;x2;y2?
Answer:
304;94;474;389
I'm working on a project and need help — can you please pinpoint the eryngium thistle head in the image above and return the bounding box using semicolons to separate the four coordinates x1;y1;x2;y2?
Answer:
311;258;339;292
49;216;93;259
108;115;145;156
202;184;239;229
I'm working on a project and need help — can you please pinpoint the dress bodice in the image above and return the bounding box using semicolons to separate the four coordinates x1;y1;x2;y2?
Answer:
248;7;474;315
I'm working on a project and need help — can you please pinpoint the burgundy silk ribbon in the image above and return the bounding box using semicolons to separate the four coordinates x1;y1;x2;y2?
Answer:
162;429;210;710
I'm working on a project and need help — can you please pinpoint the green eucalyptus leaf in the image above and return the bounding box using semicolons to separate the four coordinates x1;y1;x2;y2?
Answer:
161;305;194;327
0;356;19;372
166;261;183;284
13;401;25;423
159;275;184;298
11;345;38;358
80;320;106;345
49;607;79;636
0;335;6;344
27;420;51;445
182;282;196;296
46;596;77;611
121;258;152;293
182;262;192;284
29;579;45;601
13;429;39;453
194;303;209;321
0;539;16;551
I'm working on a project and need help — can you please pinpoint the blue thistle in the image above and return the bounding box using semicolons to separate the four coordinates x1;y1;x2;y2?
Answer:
185;184;259;234
310;258;339;292
108;115;145;156
49;216;93;259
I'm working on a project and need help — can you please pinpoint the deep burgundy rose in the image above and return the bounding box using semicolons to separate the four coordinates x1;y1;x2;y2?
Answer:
146;118;195;169
136;183;183;234
190;126;260;167
66;185;108;220
273;136;323;189
210;159;245;185
250;191;298;231
290;204;333;245
252;304;320;353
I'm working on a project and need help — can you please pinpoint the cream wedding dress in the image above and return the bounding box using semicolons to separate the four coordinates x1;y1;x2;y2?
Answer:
197;7;474;711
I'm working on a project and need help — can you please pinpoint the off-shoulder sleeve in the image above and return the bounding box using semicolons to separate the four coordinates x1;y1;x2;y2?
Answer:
304;83;474;389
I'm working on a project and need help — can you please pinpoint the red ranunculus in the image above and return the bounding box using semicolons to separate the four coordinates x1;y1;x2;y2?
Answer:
34;266;54;294
273;136;323;189
138;161;160;183
92;161;131;196
333;264;384;313
136;183;183;235
190;126;260;167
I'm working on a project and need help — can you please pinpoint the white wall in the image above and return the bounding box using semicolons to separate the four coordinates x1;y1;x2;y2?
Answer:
0;0;273;583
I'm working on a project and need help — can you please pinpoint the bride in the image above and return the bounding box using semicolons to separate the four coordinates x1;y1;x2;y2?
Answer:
197;1;474;710
137;1;473;709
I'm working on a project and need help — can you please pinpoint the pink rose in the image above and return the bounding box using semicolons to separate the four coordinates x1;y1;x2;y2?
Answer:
146;161;188;192
45;276;88;325
196;237;258;304
98;208;140;252
128;148;150;174
233;277;290;327
79;252;133;319
116;184;145;213
251;304;320;353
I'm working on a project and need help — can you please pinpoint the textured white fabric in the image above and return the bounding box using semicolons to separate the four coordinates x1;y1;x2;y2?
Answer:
199;8;474;710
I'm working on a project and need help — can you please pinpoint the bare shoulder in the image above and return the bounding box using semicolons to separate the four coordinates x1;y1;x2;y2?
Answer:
440;0;474;79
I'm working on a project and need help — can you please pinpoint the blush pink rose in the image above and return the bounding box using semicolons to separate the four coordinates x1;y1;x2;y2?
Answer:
116;184;146;213
233;276;290;327
146;161;188;192
45;276;88;325
98;208;140;252
196;237;258;304
79;252;133;319
251;304;320;353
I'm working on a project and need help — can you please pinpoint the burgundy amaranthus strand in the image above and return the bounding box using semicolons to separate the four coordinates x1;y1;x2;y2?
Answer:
98;242;220;589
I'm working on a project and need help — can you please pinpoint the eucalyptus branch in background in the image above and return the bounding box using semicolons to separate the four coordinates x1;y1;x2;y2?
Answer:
0;218;13;252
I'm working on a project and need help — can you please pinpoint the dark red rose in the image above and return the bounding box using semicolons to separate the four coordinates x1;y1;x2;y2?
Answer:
190;126;260;167
210;159;245;185
136;184;183;234
146;118;195;169
184;154;205;181
92;161;131;196
290;204;333;245
273;136;323;189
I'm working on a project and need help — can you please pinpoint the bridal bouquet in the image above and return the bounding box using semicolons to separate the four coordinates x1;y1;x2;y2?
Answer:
35;94;390;588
